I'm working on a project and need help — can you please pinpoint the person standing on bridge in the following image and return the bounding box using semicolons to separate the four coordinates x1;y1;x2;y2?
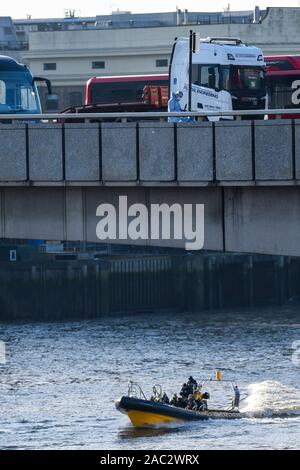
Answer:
168;90;194;123
168;91;185;122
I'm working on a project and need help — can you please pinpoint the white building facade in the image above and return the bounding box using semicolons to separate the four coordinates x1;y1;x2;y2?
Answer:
19;7;300;110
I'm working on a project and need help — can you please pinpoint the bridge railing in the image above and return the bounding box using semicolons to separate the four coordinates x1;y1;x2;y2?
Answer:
0;110;299;184
0;108;299;121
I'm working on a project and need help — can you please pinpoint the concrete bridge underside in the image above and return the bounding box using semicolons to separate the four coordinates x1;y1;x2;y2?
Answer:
1;186;300;257
1;120;300;256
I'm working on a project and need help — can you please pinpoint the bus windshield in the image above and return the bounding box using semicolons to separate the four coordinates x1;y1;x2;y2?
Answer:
222;66;265;92
0;72;40;113
89;79;168;104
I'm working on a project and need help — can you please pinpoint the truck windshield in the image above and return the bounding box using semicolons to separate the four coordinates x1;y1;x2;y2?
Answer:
0;72;40;113
222;66;265;92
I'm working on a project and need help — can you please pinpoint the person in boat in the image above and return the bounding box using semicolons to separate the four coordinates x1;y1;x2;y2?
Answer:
186;376;198;395
199;393;210;411
178;396;187;408
233;385;240;409
173;395;187;408
170;394;186;409
186;394;197;410
188;376;198;387
161;392;170;405
170;394;178;407
151;386;158;402
180;378;197;399
168;393;187;409
193;388;203;407
179;383;189;399
193;387;210;411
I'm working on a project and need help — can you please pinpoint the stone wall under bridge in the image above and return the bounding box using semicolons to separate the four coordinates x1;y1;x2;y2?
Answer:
0;251;299;320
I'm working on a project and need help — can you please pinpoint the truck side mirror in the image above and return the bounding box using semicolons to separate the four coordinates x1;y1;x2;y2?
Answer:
33;76;53;94
33;76;59;112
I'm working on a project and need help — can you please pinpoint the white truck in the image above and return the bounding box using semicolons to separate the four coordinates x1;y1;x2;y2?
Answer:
169;36;267;120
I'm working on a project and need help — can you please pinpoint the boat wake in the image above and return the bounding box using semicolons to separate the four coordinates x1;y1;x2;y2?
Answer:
242;381;300;419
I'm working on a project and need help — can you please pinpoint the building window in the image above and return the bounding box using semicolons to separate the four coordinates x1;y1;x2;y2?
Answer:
43;63;57;71
92;61;105;69
3;27;13;35
16;31;26;41
156;59;168;68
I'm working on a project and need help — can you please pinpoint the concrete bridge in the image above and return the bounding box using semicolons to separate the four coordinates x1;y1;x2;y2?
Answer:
1;117;300;256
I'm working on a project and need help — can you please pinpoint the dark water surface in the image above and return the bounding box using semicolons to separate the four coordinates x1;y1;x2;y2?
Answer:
0;307;299;450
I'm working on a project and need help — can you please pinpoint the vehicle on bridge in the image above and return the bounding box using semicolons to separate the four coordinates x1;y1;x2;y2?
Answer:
85;74;169;106
0;55;56;115
170;36;267;121
265;55;300;118
62;79;169;121
80;57;300;121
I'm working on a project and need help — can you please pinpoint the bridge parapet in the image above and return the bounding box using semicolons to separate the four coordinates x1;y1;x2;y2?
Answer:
0;120;298;186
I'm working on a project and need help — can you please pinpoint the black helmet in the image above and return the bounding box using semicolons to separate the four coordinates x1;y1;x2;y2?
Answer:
189;376;194;381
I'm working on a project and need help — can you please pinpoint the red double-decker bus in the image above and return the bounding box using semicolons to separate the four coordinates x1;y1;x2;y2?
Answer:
85;74;169;106
265;55;300;116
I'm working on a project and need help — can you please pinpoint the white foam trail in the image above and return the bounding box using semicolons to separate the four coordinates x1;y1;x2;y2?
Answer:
242;381;300;418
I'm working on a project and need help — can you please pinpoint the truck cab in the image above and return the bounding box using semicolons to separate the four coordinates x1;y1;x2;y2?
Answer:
170;37;267;120
0;55;42;115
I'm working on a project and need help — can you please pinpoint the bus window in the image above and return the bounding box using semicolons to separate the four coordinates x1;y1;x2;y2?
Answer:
0;80;6;104
89;79;168;104
20;86;38;111
0;73;40;113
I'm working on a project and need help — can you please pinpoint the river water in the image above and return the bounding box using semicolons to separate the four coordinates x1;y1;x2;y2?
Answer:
0;306;299;450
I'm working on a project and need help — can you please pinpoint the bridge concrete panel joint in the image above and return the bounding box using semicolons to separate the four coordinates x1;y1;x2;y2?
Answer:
177;122;214;182
224;187;300;257
0;124;27;182
139;122;175;182
28;124;63;181
65;123;100;181
215;121;253;181
101;123;137;182
254;120;293;181
295;120;300;180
